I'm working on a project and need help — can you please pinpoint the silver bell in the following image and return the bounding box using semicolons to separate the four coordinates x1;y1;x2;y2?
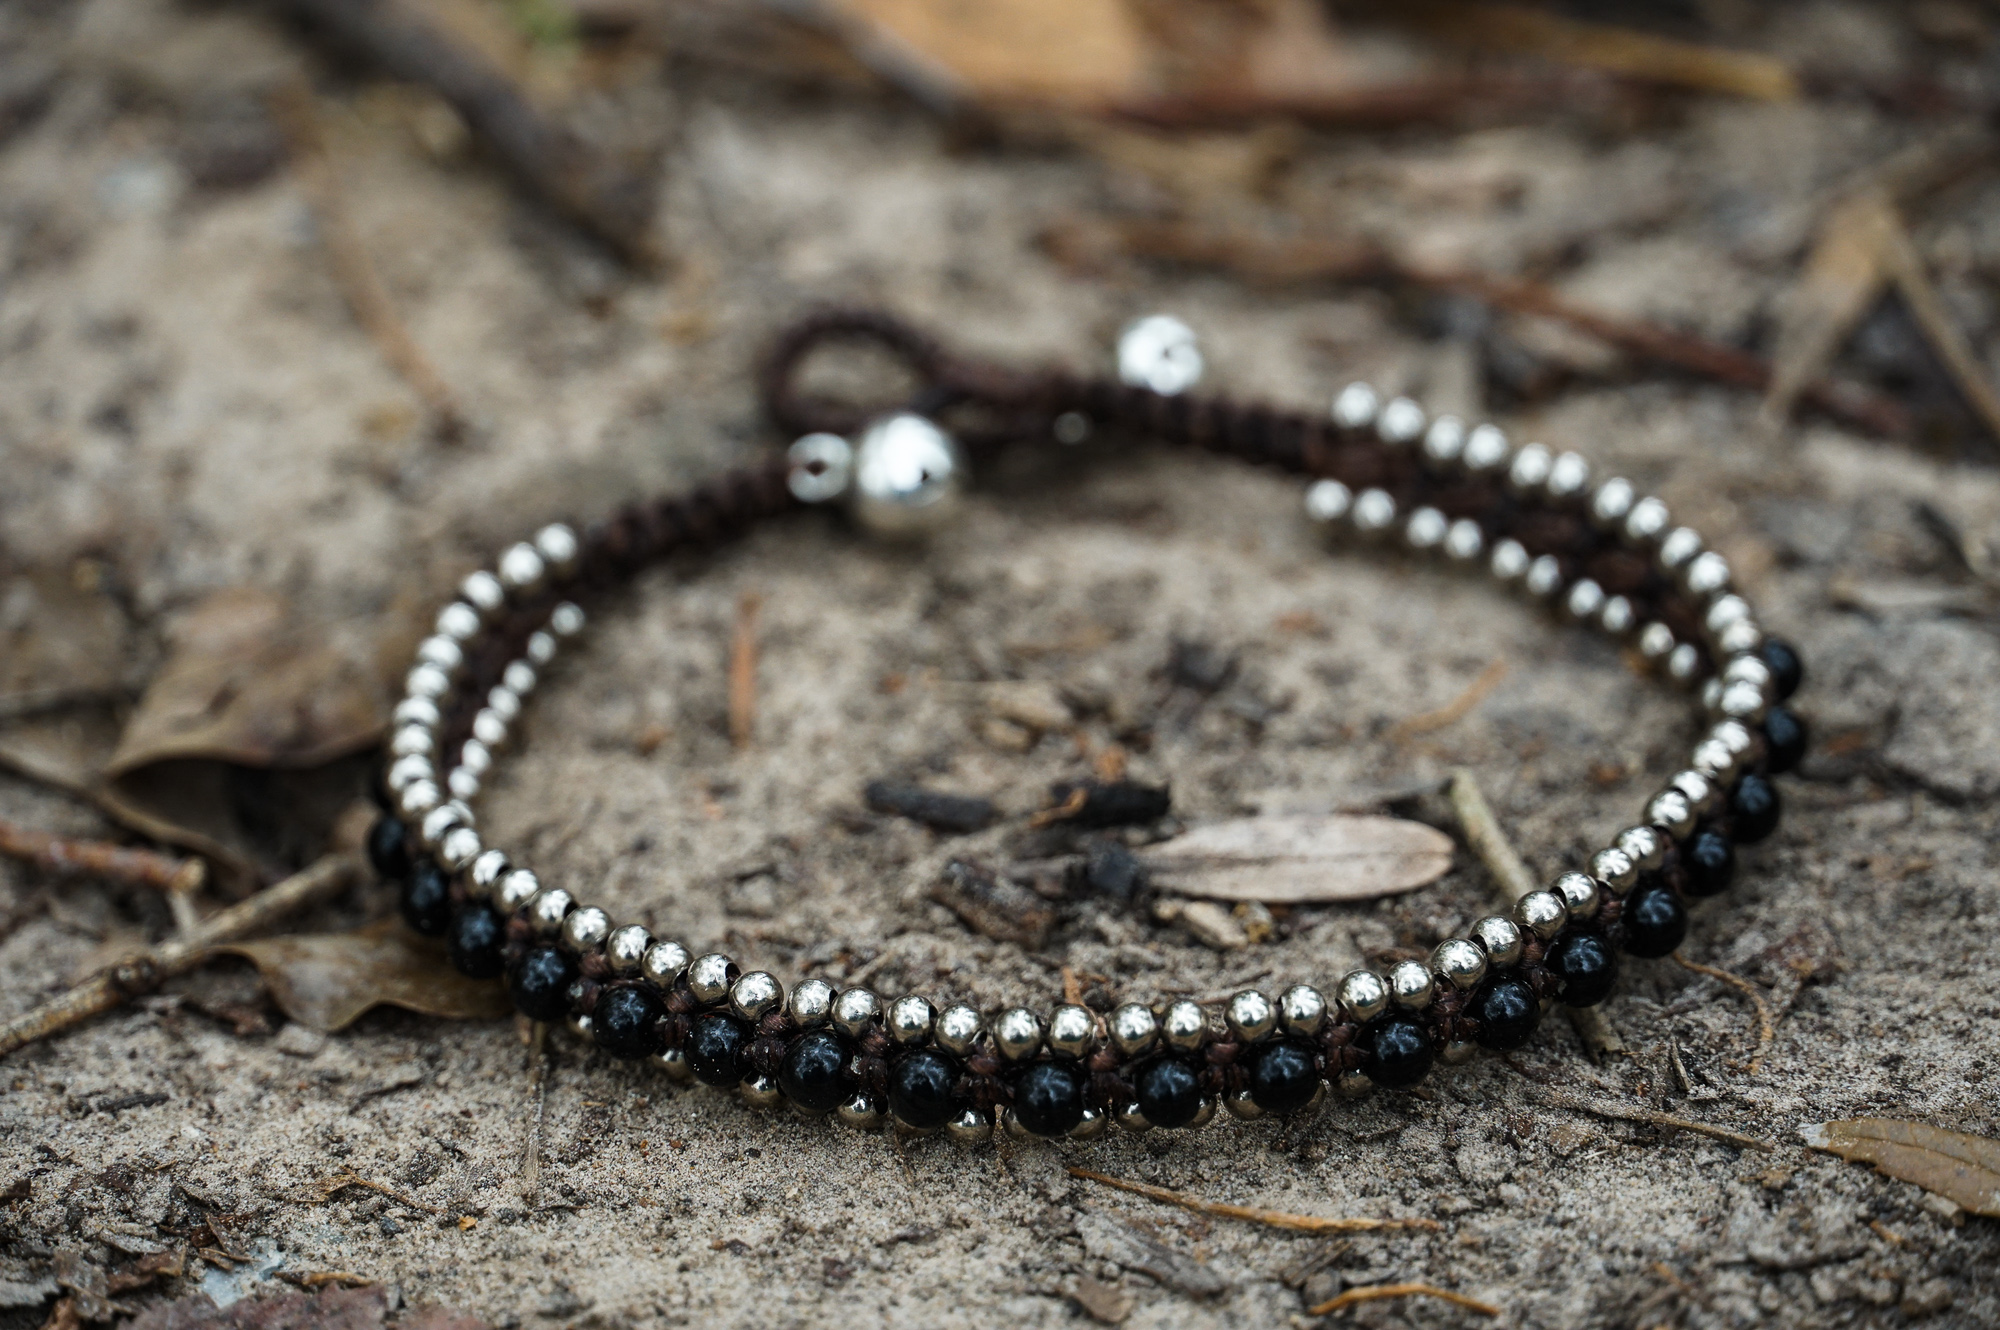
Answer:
849;413;964;538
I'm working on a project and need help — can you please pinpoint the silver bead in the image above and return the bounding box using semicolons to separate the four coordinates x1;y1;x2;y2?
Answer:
1665;643;1702;685
1442;1039;1478;1065
405;663;452;701
1514;891;1568;940
887;994;935;1045
435;601;482;643
1160;999;1207;1052
1109;1003;1158;1056
1224;1091;1264;1120
1547;452;1591;498
1377;396;1425;444
1555;870;1603;918
946;1107;993;1144
1590;478;1635;527
605;925;650;975
471;708;508;749
850;414;965;538
1600;595;1636;637
561;906;610;953
790;978;836;1026
1564;579;1606;621
1351;488;1396;534
535;523;580;576
1432;938;1488;991
460;570;505;617
1658;527;1704;574
1277;985;1327;1037
1706;594;1753;635
1717;618;1764;656
1389;960;1435;1009
994;1007;1044;1061
787;433;854;504
495;868;541;913
1304;479;1352;523
1047;1005;1096;1059
1470;916;1524;968
1714;718;1755;757
1405;506;1448;552
739;1074;783;1109
1684;550;1731;599
1589;847;1636;893
386;753;434;795
1701;676;1725;715
832;988;880;1039
503;660;538;696
1444;519;1485;562
1692;736;1739;782
525;630;557;666
446;768;480;802
1646;789;1696;839
549;602;585;638
1672;769;1720;816
641;940;690;987
1069;1106;1109;1141
1000;1107;1033;1141
486;685;522;722
1638;622;1676;662
1624;497;1671;544
935;1004;983;1056
650;1047;692;1082
687;953;735;1005
1617;825;1666;871
1508;442;1553;492
1115;1102;1152;1133
1423;415;1466;466
1523;555;1563;600
439;826;482;874
393;695;442;730
1225;990;1276;1043
1490;538;1530;584
1118;315;1203;396
1337;969;1389;1023
498;543;546;596
390;724;436;759
468;849;511;897
1330;381;1379;430
529;887;574;936
837;1093;884;1131
731;972;784;1022
458;738;492;777
420;803;467;848
1717;679;1769;723
1462;423;1510;472
1722;653;1773;692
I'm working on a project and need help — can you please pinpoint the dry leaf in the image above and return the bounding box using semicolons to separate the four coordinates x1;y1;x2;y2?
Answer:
1762;190;1895;427
1141;814;1452;903
1801;1119;2000;1216
214;918;512;1033
836;0;1147;106
0;565;133;718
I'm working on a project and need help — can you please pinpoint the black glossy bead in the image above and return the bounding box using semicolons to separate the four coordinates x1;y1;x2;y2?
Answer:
687;1014;752;1086
1761;638;1803;701
1681;829;1736;898
1544;930;1619;1007
446;904;506;979
594;985;665;1060
1621;885;1687;959
1013;1060;1087;1137
367;813;411;881
888;1049;959;1129
400;858;451;937
1730;773;1781;844
1470;976;1540;1050
1134;1057;1202;1128
1362;1016;1433;1089
1247;1039;1321;1114
1763;706;1807;774
509;946;577;1023
780;1030;853;1113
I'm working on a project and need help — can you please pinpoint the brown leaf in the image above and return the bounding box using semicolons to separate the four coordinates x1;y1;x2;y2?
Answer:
1801;1119;2000;1216
836;0;1147;107
0;565;133;719
1069;1274;1132;1325
213;918;512;1033
1140;814;1453;903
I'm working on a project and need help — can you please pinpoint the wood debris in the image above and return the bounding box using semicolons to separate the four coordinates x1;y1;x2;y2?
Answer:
1673;952;1775;1074
1139;814;1452;904
1307;1281;1500;1317
0;821;204;895
1069;1167;1440;1234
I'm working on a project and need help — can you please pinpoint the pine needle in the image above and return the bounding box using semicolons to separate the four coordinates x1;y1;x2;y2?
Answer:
1308;1282;1501;1317
1067;1168;1439;1234
1673;952;1775;1074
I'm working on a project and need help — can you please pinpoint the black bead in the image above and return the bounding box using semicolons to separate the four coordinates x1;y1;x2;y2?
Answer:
366;813;411;881
1681;829;1736;898
1621;885;1687;959
594;985;665;1060
446;904;506;979
1134;1057;1203;1128
1762;706;1807;774
1013;1060;1087;1137
1470;976;1540;1050
400;858;452;937
509;946;577;1023
1761;638;1803;700
888;1049;959;1129
780;1030;853;1113
1544;930;1619;1007
1247;1039;1321;1114
687;1014;752;1086
1362;1016;1433;1089
1730;773;1781;844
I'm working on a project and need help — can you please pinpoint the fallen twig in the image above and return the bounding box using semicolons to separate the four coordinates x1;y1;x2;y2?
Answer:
1388;660;1507;744
1068;1167;1439;1234
1673;952;1775;1074
728;592;762;750
1876;206;2000;445
1537;1090;1776;1152
0;819;204;894
1308;1281;1500;1317
275;1270;381;1290
312;1168;441;1215
0;854;361;1059
521;1019;549;1203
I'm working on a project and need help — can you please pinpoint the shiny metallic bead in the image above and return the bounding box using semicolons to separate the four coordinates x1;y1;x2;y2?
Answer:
935;1004;983;1056
1470;916;1524;968
1187;1097;1217;1129
1647;789;1696;839
731;972;784;1022
495;868;541;913
1713;719;1755;757
1718;618;1764;656
525;630;557;666
1665;643;1702;686
420;803;467;849
1389;959;1435;1009
1351;488;1396;534
1600;595;1636;637
1722;653;1773;693
447;768;479;802
739;1074;783;1109
789;978;835;1026
1565;578;1606;621
435;601;482;643
1000;1107;1032;1142
1442;1039;1478;1065
888;994;935;1045
1277;985;1327;1038
1717;679;1768;723
1555;870;1603;917
529;887;574;936
687;953;736;1005
486;685;522;722
1706;594;1753;635
1223;1090;1264;1120
641;940;690;987
439;826;482;874
1444;519;1485;562
1115;1102;1152;1133
1432;938;1488;991
471;708;508;750
850;414;965;538
994;1006;1044;1061
832;988;881;1039
561;906;610;954
1508;442;1553;492
946;1107;993;1144
1514;891;1568;940
468;849;511;897
393;695;442;730
1638;622;1676;662
1161;999;1208;1052
458;738;492;777
1225;990;1276;1043
1684;550;1731;599
1672;769;1719;816
386;753;434;795
535;523;580;576
1304;479;1353;523
787;433;854;504
1405;506;1448;552
1624;497;1671;544
1617;825;1666;871
1423;415;1466;466
1377;396;1426;444
604;925;650;975
416;635;464;676
837;1093;884;1131
1118;315;1203;395
1048;1005;1096;1059
498;543;546;597
1109;1002;1159;1057
1490;538;1530;584
549;602;585;638
1462;423;1509;472
1589;847;1636;893
650;1047;692;1082
1590;478;1635;527
1547;452;1591;498
1692;736;1739;782
1330;381;1379;430
1338;969;1389;1023
459;570;505;618
1069;1106;1109;1141
389;723;436;760
1658;527;1704;574
1523;555;1563;599
405;663;452;702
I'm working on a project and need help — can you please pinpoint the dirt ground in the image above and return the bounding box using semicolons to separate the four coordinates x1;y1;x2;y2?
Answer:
5;1;2000;1326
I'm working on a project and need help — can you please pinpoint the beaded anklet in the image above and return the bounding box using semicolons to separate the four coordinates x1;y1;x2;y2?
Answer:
364;310;1808;1144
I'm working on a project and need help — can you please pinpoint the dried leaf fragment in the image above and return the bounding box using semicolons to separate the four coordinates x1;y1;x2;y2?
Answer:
214;918;511;1033
929;860;1055;947
1801;1119;2000;1216
1141;814;1452;903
